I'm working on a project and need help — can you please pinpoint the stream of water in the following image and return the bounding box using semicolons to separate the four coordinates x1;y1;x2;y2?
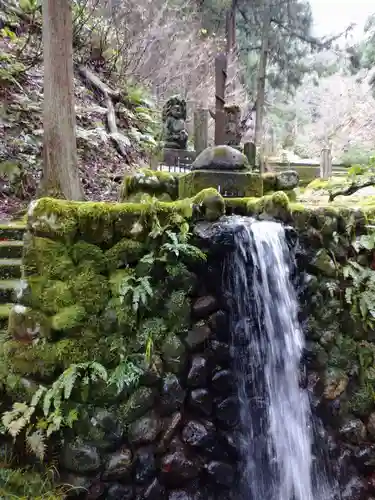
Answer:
223;217;335;500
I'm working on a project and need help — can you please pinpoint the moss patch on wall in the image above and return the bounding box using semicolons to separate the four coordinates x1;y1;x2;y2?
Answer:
179;170;263;198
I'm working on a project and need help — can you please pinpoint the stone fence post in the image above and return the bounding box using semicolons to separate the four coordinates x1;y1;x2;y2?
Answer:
194;109;208;155
320;147;332;179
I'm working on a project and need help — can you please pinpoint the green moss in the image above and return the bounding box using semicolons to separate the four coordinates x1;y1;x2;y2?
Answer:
29;197;78;240
117;386;157;425
120;169;179;201
105;238;146;272
23;235;75;280
69;269;109;314
262;173;277;193
40;280;74;315
179;170;263;198
101;297;137;335
71;241;107;273
348;384;375;416
164;290;190;331
8;305;51;341
2;333;118;380
51;305;86;331
193;188;225;221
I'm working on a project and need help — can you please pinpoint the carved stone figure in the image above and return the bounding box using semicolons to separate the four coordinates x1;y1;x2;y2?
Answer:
162;96;188;149
224;105;242;147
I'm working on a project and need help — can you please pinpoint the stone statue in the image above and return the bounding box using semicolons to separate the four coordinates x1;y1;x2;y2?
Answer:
162;96;188;149
224;105;242;147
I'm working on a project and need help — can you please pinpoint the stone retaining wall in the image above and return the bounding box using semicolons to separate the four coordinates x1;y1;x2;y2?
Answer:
2;191;375;498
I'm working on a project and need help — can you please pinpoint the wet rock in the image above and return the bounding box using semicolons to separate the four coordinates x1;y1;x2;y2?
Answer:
211;369;234;393
341;476;366;500
118;387;157;425
215;396;239;428
61;440;101;474
87;481;107;499
161;450;200;485
161;333;187;374
168;490;199;500
187;355;209;387
304;342;328;370
184;322;212;349
59;473;91;496
208;310;229;342
206;460;234;487
219;431;239;459
189;388;212;416
143;478;166;499
107;483;134;500
207;340;230;364
128;411;162;445
367;412;375;439
102;446;132;481
323;371;348;400
84;409;123;451
339;418;367;444
310;250;336;278
192;296;219;320
353;444;375;473
134;447;156;485
158;412;182;452
276;170;299;190
182;420;215;448
159;373;186;415
140;355;164;385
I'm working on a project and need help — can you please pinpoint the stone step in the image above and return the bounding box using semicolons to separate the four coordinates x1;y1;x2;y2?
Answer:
0;303;12;331
0;223;26;241
0;279;20;304
0;259;22;279
0;240;23;259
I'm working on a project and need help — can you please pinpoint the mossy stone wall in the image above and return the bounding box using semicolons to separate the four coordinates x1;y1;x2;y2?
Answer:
2;191;375;497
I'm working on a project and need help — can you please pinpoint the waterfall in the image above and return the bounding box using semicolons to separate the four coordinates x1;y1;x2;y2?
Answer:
223;217;334;500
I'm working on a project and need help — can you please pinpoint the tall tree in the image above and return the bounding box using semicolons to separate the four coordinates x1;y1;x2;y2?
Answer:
42;0;84;199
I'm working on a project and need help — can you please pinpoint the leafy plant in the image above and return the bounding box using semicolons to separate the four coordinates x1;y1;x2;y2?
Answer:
2;362;108;459
119;274;153;312
161;230;206;261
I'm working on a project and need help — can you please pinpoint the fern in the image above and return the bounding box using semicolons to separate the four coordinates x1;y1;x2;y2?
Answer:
108;360;143;394
119;274;153;312
2;362;108;459
161;230;206;261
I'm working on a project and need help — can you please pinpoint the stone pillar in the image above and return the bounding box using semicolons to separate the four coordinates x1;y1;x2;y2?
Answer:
320;147;332;179
194;109;208;155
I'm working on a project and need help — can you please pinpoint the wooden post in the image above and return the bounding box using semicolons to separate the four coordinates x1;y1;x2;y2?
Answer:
244;142;256;167
320;147;332;179
194;109;208;154
215;54;227;145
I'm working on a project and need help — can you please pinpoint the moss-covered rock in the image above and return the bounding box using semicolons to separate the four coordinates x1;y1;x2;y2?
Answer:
120;169;179;201
179;170;262;199
105;238;145;272
51;305;86;332
193;188;225;222
8;304;51;342
117;386;158;425
23;235;75;280
71;241;107;273
40;280;74;314
70;269;109;315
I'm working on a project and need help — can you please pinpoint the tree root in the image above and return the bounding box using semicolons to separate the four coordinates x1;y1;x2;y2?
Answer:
77;65;130;160
329;177;375;201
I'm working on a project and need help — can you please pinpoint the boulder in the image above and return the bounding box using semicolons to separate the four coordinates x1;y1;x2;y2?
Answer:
191;146;249;171
276;170;299;190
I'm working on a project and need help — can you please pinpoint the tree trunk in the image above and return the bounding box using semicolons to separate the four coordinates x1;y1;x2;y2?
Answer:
41;0;84;200
254;2;271;172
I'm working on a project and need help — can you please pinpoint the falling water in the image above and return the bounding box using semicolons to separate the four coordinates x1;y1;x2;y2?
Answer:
223;217;334;500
